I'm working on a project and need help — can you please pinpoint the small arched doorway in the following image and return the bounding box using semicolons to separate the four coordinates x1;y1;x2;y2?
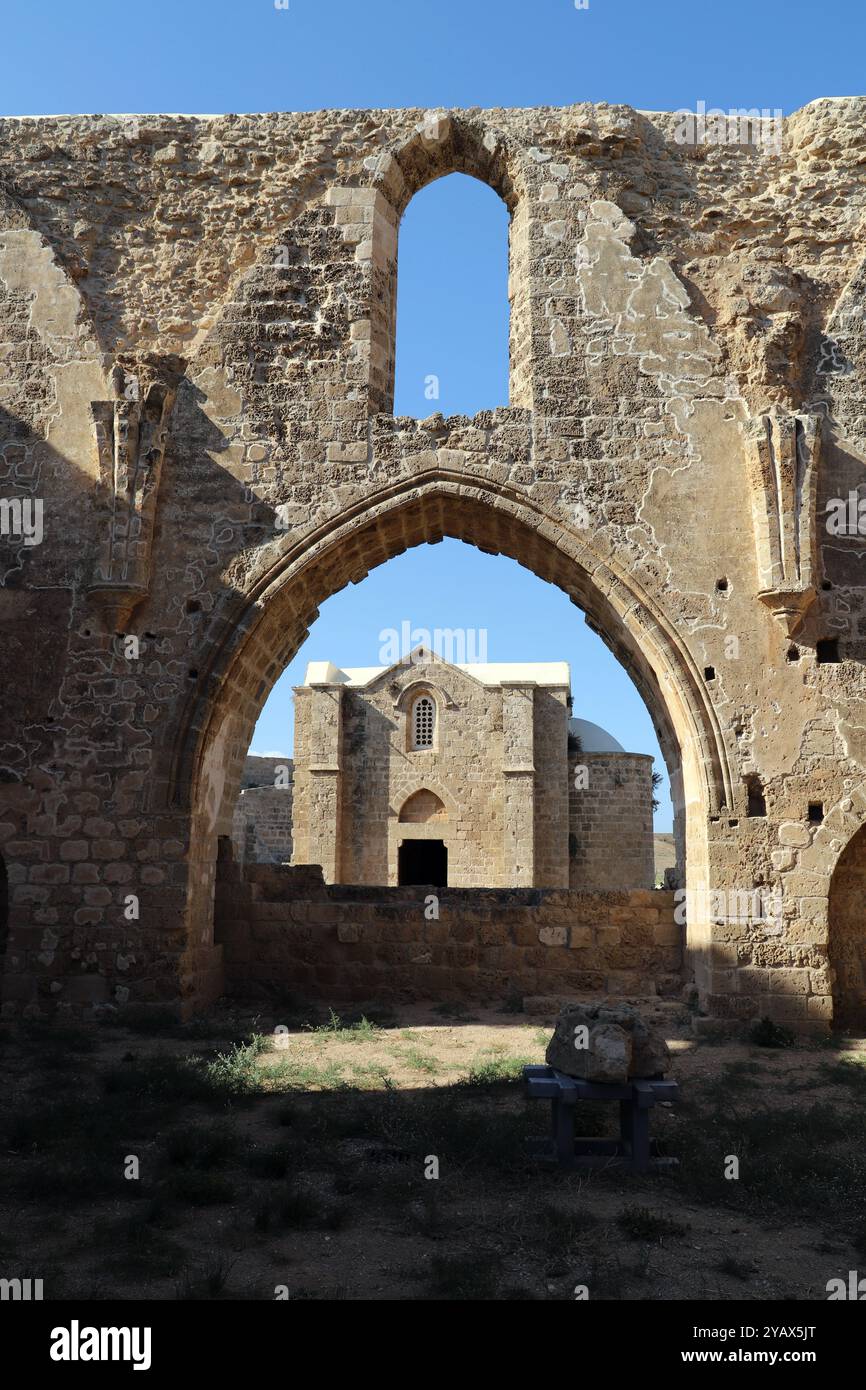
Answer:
829;822;866;1030
396;789;449;886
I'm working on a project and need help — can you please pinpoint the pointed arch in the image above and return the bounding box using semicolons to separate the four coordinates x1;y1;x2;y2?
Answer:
398;789;448;824
390;776;457;821
348;111;533;413
165;467;732;953
369;110;525;219
816;787;866;1028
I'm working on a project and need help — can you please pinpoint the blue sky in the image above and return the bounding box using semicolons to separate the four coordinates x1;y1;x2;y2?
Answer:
2;0;861;119
6;0;863;832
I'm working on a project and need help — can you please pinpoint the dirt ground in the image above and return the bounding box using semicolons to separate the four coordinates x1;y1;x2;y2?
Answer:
1;997;864;1301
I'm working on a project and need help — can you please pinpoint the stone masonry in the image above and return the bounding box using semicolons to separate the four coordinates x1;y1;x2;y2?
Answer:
289;650;654;889
214;860;682;1006
568;752;655;891
230;755;293;867
3;100;866;1030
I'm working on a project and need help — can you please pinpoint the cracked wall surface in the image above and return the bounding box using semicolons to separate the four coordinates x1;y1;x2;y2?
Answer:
2;99;866;1030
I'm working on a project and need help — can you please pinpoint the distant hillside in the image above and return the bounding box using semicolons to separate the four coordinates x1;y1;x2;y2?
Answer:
654;833;677;884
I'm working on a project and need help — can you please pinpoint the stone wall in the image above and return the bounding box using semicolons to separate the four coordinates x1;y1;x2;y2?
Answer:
230;756;293;866
238;755;292;791
569;752;655;890
231;789;294;866
3;101;866;1028
214;858;682;1004
820;821;865;1030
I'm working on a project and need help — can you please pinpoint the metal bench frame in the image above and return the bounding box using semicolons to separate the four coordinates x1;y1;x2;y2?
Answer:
524;1064;679;1172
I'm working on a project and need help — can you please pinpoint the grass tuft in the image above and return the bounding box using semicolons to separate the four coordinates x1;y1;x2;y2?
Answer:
616;1205;689;1242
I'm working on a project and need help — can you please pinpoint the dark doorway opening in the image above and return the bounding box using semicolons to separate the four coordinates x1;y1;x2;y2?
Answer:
398;840;448;886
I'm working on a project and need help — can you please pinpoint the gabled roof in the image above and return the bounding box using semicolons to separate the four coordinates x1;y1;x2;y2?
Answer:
298;654;638;755
300;649;571;690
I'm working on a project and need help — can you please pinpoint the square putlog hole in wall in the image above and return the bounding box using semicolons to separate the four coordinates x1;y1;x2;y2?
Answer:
816;639;840;665
746;775;767;818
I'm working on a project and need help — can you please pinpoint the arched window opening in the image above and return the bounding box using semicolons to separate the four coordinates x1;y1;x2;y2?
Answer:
412;695;436;750
393;173;510;419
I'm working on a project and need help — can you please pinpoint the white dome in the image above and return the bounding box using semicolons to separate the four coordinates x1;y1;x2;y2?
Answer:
569;717;625;753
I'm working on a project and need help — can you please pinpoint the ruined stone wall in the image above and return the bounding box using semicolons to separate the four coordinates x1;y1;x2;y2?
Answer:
569;752;655;890
215;860;681;1004
229;756;294;865
2;100;866;1028
230;788;294;866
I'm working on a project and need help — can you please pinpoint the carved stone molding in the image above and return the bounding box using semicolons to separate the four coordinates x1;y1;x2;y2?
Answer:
88;353;186;631
745;411;822;637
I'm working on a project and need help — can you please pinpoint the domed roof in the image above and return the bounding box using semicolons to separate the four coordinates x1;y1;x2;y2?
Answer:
568;717;626;753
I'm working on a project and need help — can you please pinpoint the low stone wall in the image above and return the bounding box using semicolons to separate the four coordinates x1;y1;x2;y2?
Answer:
214;859;682;1003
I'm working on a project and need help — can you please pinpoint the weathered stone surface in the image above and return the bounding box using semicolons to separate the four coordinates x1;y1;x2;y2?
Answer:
546;1011;631;1083
545;1002;670;1081
287;652;655;891
2;100;866;1029
214;868;680;1003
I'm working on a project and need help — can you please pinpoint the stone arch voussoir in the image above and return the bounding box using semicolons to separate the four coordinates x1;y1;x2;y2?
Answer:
369;110;525;217
169;472;729;953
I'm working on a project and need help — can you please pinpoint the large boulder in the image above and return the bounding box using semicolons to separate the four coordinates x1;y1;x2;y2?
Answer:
545;1002;670;1083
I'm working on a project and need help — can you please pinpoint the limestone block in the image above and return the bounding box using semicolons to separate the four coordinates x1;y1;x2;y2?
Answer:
544;1001;669;1082
546;1016;631;1084
538;924;567;947
778;822;812;847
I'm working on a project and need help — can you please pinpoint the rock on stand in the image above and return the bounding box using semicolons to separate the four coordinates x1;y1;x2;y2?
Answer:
545;1003;670;1085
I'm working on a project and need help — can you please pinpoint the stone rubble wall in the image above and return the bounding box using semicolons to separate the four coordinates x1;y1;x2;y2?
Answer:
229;755;293;866
214;860;683;1004
3;100;866;1027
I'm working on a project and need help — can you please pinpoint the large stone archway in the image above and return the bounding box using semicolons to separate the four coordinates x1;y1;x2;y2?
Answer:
170;475;722;980
3;100;866;1027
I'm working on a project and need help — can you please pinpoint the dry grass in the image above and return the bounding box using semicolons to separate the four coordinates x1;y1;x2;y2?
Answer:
0;1001;862;1301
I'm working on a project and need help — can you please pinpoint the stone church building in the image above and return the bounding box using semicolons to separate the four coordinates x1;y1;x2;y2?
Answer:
288;649;655;889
